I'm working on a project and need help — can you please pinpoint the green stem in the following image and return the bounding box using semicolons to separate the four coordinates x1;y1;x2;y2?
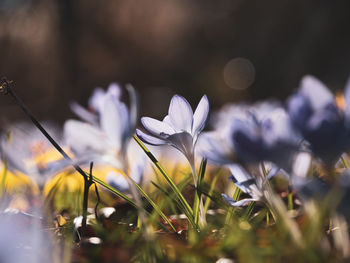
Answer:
192;158;207;228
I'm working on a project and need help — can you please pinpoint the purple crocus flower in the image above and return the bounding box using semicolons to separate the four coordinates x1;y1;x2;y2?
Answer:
201;104;299;172
287;75;350;164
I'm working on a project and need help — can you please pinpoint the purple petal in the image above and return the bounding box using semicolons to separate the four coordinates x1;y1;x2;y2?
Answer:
168;95;193;133
141;117;175;137
344;76;350;121
136;129;167;146
198;132;235;164
300;75;333;110
192;95;209;139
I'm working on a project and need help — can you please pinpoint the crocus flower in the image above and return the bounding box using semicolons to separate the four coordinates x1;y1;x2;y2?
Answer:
287;75;350;164
136;94;209;166
1;122;68;188
136;94;209;225
64;83;145;191
201;103;299;172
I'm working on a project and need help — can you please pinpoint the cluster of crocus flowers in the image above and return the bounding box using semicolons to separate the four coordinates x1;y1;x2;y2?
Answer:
3;74;350;228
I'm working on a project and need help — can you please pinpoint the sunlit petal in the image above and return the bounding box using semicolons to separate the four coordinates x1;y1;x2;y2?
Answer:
192;95;209;140
168;95;193;133
141;117;175;137
136;129;167;146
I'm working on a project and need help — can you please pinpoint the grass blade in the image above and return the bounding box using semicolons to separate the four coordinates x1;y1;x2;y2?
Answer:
204;173;219;214
129;177;177;233
133;136;194;225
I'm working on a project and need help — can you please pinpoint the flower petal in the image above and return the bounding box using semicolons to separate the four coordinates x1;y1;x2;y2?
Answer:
107;83;122;100
198;132;235;164
70;102;98;125
222;194;258;207
344;76;350;121
126;84;138;132
163;115;172;126
168;95;193;133
136;129;167;146
64;120;109;154
106;171;130;192
167;132;194;161
88;88;105;112
100;96;128;150
228;164;254;188
141;117;175;137
300;75;334;110
192;95;209;139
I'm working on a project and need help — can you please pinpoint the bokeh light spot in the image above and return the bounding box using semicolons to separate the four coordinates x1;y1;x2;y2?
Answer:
223;57;256;90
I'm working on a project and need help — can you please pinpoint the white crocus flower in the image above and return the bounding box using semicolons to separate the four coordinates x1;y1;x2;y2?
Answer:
136;94;209;171
64;83;144;192
136;94;209;226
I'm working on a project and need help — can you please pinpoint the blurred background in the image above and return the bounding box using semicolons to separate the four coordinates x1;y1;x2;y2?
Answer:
0;0;349;124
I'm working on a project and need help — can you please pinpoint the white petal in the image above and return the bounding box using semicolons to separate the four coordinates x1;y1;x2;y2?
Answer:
168;95;193;133
163;115;172;126
107;83;122;100
64;120;109;154
100;96;127;150
141;117;175;137
70;102;98;125
106;171;130;192
136;129;167;145
127;139;146;184
292;152;311;178
192;95;209;139
88;88;106;112
300;75;334;110
222;194;258;207
228;164;253;184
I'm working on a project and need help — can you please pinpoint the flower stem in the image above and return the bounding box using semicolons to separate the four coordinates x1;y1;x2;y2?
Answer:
189;155;206;228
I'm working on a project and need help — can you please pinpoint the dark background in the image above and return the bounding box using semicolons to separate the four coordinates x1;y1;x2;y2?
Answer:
0;0;349;124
